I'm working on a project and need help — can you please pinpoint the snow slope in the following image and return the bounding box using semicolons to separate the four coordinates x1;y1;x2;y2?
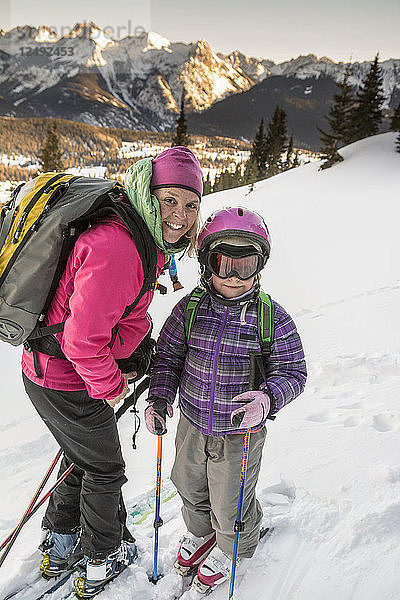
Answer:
0;133;399;599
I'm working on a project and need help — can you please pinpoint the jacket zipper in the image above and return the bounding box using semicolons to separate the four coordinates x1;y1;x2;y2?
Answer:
208;307;229;435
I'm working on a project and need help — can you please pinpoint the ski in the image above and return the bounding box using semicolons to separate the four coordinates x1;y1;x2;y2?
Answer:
130;476;177;525
4;568;75;600
34;570;75;600
3;573;43;600
74;562;130;599
26;563;129;600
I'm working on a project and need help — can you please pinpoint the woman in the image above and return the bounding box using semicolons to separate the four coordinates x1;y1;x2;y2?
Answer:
21;146;203;598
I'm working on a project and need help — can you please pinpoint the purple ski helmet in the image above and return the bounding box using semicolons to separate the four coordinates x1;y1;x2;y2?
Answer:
198;206;271;260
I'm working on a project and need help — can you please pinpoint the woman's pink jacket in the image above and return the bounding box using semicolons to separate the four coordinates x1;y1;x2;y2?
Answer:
22;219;165;400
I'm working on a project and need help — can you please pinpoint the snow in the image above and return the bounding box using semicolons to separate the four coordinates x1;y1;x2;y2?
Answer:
67;166;108;178
89;27;115;51
144;32;171;52
0;132;400;599
34;26;59;44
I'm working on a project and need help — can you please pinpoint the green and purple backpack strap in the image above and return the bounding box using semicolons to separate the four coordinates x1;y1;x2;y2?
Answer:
184;286;274;352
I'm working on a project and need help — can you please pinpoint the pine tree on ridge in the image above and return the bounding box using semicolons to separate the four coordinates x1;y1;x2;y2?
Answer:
171;90;190;147
265;106;288;178
38;122;64;173
318;67;355;169
350;53;385;142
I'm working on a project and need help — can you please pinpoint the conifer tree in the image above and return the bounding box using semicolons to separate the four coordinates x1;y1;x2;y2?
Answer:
265;106;288;177
350;54;385;142
391;102;400;131
318;135;344;170
283;134;296;170
233;163;243;187
213;171;223;192
249;118;267;178
318;68;355;169
391;102;400;154
292;150;300;168
321;67;354;145
171;90;190;147
38;122;63;172
203;171;212;196
243;157;259;192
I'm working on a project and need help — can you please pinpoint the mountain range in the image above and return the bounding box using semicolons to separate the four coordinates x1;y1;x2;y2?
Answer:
0;23;399;149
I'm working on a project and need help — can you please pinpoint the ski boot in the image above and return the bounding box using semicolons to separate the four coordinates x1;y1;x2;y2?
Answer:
74;540;137;598
192;545;236;594
39;529;83;579
174;531;216;577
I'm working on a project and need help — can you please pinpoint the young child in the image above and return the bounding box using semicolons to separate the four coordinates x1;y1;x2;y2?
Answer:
145;207;307;593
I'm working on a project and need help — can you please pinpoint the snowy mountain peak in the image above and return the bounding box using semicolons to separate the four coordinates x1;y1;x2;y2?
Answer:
190;39;222;69
193;39;214;56
0;24;399;139
67;21;101;39
143;31;171;51
34;25;59;43
1;25;37;42
58;21;112;47
319;55;335;64
222;50;275;82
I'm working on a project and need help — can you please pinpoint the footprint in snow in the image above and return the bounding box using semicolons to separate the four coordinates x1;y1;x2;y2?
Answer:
371;414;398;432
304;411;332;423
342;416;360;428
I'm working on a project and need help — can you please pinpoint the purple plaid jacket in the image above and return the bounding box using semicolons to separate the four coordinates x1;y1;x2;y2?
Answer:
149;288;307;436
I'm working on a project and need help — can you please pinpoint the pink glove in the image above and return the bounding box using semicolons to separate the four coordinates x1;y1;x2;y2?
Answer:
145;398;174;435
230;390;270;429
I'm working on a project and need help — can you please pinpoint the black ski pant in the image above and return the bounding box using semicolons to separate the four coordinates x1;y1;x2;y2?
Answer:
23;373;132;560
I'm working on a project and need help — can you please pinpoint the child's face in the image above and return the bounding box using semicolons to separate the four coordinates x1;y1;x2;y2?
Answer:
211;274;255;299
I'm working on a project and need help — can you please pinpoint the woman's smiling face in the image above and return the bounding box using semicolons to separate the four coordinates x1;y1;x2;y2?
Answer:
154;187;200;244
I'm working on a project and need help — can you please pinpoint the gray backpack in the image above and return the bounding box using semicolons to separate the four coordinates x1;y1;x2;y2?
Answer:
0;173;157;353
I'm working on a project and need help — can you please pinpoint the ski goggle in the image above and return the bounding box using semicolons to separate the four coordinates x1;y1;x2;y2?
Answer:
207;251;264;280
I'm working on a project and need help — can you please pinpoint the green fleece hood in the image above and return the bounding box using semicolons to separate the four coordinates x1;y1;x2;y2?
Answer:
124;158;189;259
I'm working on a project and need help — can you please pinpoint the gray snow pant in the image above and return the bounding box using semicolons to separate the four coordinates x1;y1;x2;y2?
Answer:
171;415;267;558
22;373;132;560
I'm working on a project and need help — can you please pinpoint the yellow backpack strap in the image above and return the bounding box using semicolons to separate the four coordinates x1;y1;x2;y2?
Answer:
0;173;76;280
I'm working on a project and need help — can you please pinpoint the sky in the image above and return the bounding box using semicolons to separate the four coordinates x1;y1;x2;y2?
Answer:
1;0;399;63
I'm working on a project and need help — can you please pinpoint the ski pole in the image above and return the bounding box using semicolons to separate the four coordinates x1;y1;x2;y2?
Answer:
228;353;256;599
0;456;74;568
228;428;250;600
150;435;163;583
0;448;62;554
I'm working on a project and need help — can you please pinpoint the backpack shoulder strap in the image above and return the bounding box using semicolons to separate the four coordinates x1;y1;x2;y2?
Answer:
28;189;159;362
184;287;207;343
257;290;274;355
101;189;159;319
255;290;277;420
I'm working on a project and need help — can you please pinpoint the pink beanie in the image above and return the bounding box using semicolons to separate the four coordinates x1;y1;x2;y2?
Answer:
151;146;203;199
